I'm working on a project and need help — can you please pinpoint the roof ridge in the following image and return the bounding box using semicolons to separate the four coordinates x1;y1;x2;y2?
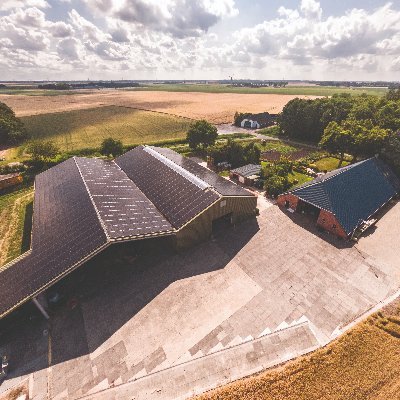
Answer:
73;156;111;241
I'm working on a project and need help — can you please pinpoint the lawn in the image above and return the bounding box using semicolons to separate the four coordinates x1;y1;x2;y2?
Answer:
20;106;192;152
129;84;387;97
196;299;400;400
0;185;34;266
315;156;349;171
288;171;313;187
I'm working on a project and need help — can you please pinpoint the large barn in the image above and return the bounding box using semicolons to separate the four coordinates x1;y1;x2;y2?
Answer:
277;157;399;239
0;146;256;319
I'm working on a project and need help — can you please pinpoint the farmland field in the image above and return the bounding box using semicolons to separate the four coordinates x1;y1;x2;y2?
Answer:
0;90;322;124
21;106;192;152
131;83;387;97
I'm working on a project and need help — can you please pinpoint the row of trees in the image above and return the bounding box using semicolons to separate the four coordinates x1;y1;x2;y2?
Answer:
279;90;400;173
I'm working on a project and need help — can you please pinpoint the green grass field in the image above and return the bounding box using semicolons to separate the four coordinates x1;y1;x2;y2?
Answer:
20;106;192;152
128;84;387;97
0;185;33;266
315;156;349;171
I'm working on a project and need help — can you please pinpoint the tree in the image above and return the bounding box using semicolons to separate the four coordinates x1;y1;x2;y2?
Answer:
381;131;400;176
243;142;261;164
187;120;218;150
100;138;124;157
26;141;59;162
0;102;27;145
264;175;290;197
319;121;354;167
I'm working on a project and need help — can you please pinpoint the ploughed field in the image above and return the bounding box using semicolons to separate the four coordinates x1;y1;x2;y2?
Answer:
21;106;191;152
0;90;321;124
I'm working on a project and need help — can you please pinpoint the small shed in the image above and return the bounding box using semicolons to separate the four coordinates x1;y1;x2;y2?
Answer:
0;173;23;190
230;164;261;186
277;157;400;239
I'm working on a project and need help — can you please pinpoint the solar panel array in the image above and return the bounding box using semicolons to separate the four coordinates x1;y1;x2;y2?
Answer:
75;157;173;239
149;146;253;196
0;158;108;317
115;147;220;228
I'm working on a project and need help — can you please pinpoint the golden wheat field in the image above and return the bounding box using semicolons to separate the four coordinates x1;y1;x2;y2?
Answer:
195;299;400;400
0;90;321;124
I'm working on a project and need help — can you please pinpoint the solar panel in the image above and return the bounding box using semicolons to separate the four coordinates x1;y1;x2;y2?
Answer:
0;158;108;317
149;146;254;196
75;157;173;239
115;147;219;228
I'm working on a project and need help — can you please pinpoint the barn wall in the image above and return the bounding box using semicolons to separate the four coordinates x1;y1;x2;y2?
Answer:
175;195;257;250
317;210;348;239
277;193;300;210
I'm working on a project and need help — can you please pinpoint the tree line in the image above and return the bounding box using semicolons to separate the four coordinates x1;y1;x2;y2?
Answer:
278;89;400;173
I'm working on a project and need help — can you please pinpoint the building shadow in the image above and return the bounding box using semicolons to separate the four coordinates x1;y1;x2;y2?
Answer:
278;207;353;250
0;217;260;382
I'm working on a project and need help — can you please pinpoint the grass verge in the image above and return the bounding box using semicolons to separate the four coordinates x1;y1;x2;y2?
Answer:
0;185;34;266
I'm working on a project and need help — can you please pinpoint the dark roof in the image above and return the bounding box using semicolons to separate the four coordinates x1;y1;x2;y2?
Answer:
230;164;261;177
148;146;252;196
115;146;220;228
75;157;173;239
0;158;108;317
288;158;400;235
0;147;254;318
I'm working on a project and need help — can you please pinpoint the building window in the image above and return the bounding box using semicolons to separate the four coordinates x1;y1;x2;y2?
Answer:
220;200;227;208
332;224;337;229
284;200;290;209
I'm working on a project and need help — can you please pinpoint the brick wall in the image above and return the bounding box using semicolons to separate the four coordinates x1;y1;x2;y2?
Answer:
277;193;300;210
316;209;348;239
0;174;23;190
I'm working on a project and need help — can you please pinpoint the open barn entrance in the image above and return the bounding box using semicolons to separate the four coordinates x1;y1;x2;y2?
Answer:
296;199;321;221
212;213;233;236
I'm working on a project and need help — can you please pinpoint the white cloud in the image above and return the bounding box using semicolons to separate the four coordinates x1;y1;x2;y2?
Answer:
0;0;399;80
1;0;50;10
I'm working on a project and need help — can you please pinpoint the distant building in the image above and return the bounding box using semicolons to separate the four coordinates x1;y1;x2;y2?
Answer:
230;164;261;186
240;112;277;129
277;158;400;239
0;173;23;190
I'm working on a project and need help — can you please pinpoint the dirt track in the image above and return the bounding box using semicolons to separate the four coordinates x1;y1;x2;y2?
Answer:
0;90;321;124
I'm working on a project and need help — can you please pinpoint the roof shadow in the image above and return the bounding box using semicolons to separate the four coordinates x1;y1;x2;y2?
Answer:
0;217;259;382
278;208;353;250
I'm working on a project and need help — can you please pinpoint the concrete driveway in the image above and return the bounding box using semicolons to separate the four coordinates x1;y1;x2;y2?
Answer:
1;204;399;399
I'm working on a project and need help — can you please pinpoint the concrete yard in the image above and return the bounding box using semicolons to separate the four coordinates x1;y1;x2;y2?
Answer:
1;202;399;400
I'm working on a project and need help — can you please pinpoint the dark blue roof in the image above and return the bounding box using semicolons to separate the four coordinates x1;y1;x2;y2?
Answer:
289;158;399;235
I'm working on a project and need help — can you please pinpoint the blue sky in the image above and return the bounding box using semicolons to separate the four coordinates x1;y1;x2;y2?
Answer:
1;0;400;80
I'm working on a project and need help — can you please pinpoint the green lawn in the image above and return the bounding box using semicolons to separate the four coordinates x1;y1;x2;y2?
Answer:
315;157;349;171
20;106;192;152
127;84;387;97
288;171;313;187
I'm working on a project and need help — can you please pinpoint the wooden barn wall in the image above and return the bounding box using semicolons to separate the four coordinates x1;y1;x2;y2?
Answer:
175;195;257;250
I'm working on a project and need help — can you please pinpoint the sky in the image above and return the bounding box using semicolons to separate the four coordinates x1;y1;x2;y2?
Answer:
0;0;400;81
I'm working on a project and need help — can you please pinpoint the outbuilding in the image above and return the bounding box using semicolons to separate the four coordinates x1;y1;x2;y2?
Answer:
277;157;400;239
230;164;261;186
0;173;22;190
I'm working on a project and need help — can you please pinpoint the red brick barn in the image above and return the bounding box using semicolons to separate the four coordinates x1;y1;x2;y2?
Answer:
277;158;400;239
